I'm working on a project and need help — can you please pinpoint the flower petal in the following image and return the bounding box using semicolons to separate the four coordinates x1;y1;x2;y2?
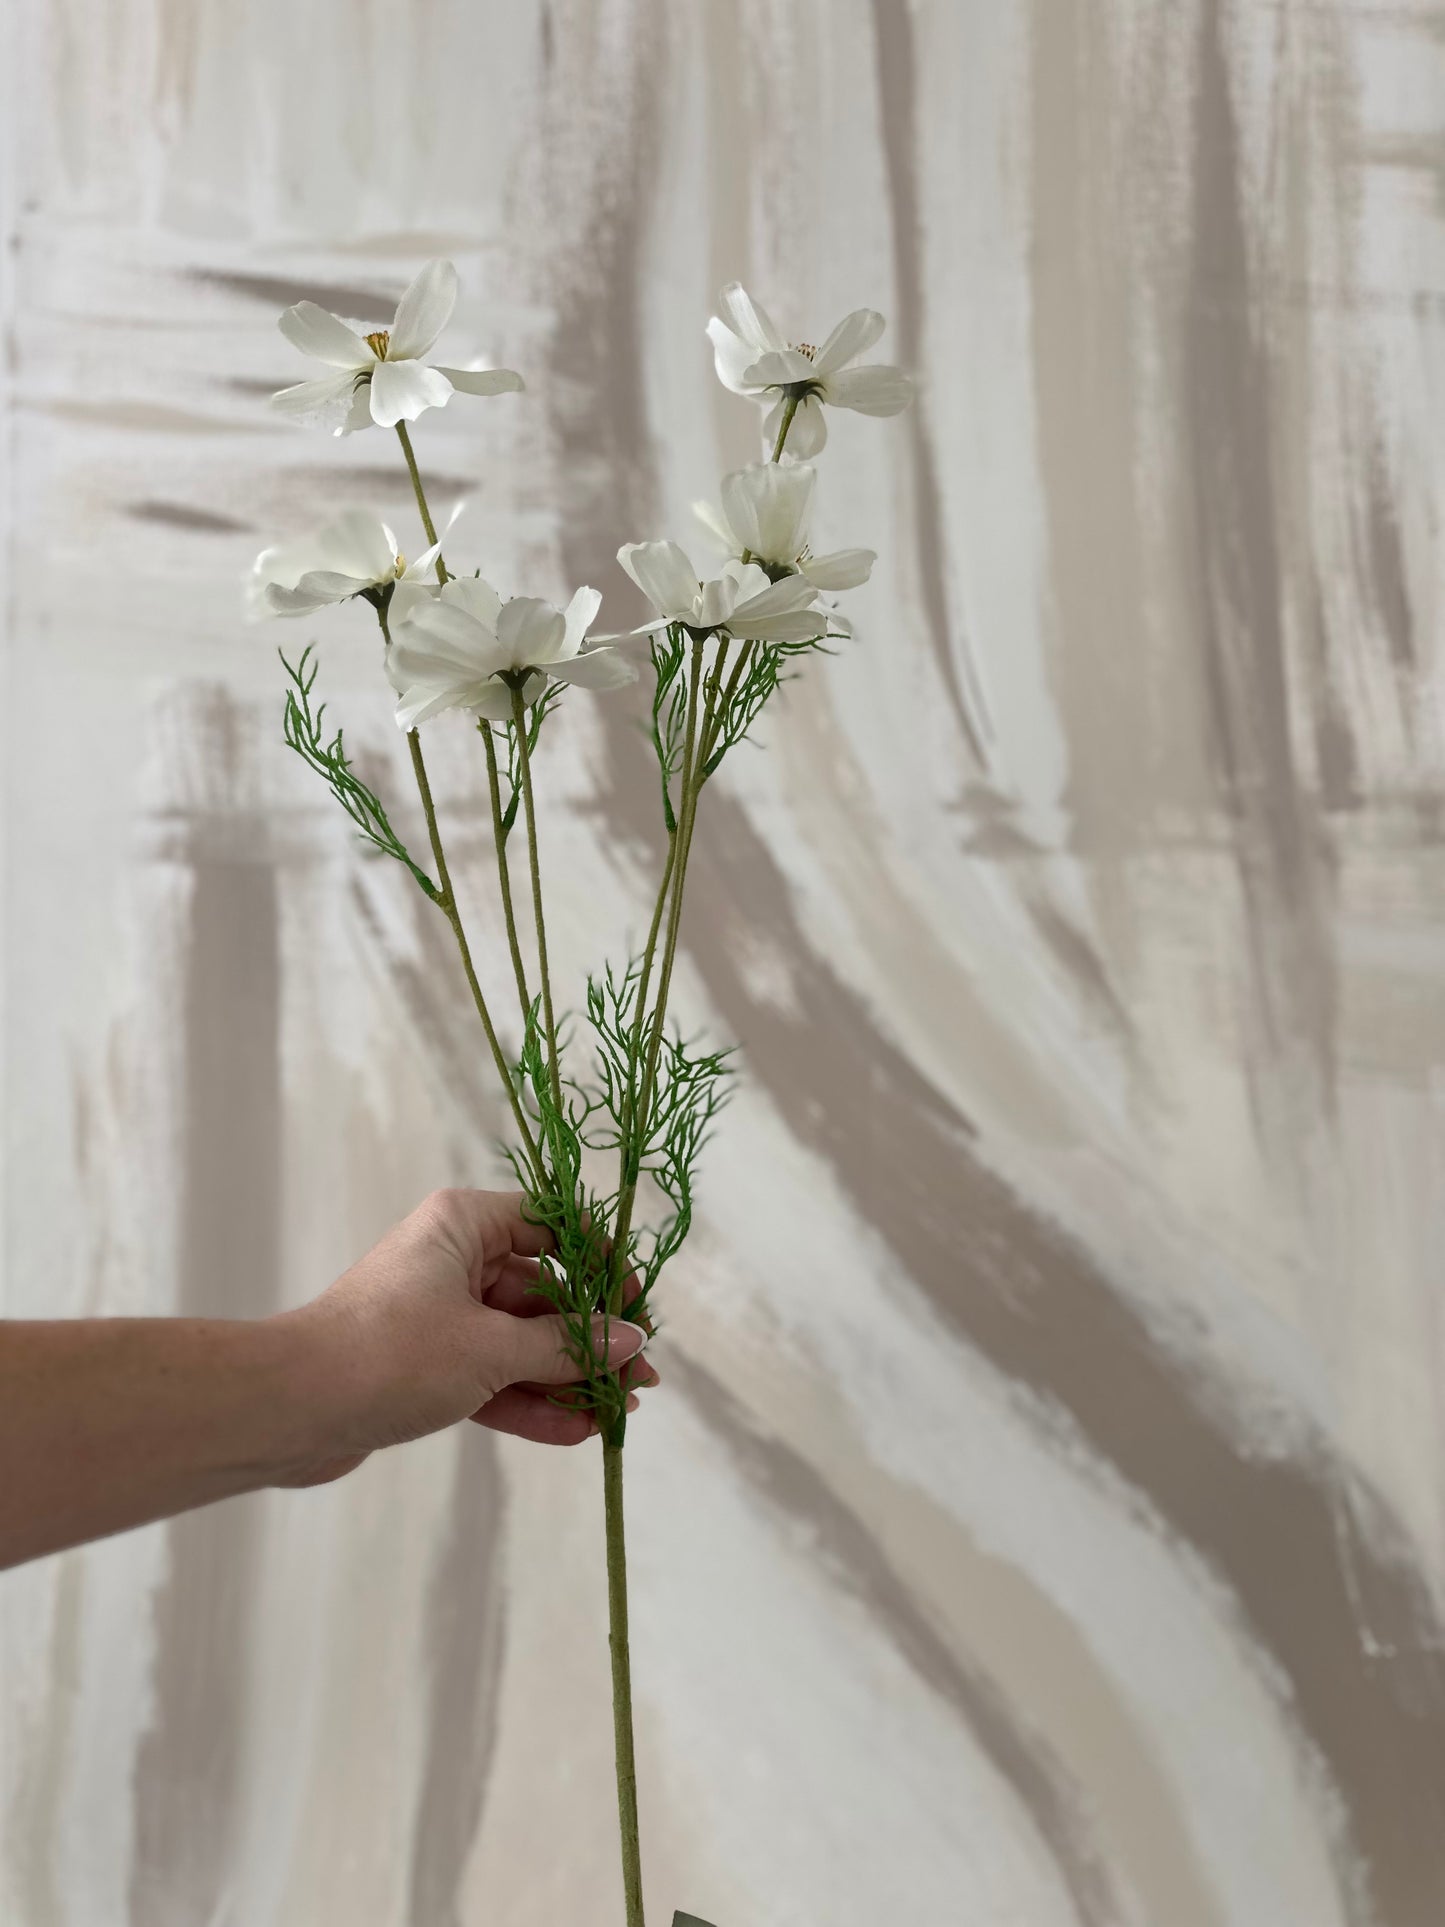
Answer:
800;547;875;590
732;571;820;619
617;540;699;619
388;259;458;360
315;507;397;582
259;581;334;617
497;595;567;668
743;347;816;387
692;495;738;555
818;364;914;416
395;598;501;668
730;608;829;642
436;365;525;396
473;682;518;721
270;370;362;432
551;645;637;690
406;498;466;580
291;569;369;601
560;585;603;659
389;578;441;627
277;301;371;368
720;461;813;564
706;318;764;396
720;283;786;352
394;679;475;731
438;573;504;631
774;393;827;457
811;308;885;376
368;359;454;427
719;559;774;604
338;381;375;436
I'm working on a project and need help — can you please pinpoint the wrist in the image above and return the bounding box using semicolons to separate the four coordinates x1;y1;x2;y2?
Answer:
243;1308;360;1485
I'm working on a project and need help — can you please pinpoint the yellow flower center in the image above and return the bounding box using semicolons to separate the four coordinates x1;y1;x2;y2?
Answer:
365;329;391;359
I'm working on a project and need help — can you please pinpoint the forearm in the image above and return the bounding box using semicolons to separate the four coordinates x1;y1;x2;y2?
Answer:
0;1314;329;1569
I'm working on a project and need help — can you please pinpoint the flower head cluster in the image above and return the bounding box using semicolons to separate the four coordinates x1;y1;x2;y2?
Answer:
252;261;911;740
271;260;523;436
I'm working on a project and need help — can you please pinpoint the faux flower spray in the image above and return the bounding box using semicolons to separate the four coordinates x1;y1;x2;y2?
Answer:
252;259;911;1926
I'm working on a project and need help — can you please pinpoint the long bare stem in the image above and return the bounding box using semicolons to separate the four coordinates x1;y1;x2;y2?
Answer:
481;724;533;1023
395;421;450;582
510;685;565;1124
604;1441;644;1927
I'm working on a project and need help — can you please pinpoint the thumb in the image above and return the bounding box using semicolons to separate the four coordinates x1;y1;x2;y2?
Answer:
483;1310;648;1390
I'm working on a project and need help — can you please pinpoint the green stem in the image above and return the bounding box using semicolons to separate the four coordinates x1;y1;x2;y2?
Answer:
481;724;533;1023
395;421;450;582
386;435;547;1184
510;686;565;1127
770;391;800;463
604;1440;645;1927
608;640;708;1313
404;726;547;1189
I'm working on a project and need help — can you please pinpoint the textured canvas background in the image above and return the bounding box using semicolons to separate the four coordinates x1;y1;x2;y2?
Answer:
3;2;1444;1923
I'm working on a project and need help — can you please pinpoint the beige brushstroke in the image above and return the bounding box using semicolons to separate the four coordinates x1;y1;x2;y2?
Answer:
127;689;282;1927
663;773;1445;1921
404;1441;507;1927
868;0;992;765
1181;0;1341;1148
8;1553;87;1927
511;11;1222;1914
127;499;251;534
674;1348;1224;1927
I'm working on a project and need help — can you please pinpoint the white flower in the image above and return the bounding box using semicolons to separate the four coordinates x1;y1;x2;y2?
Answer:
271;260;524;436
615;542;830;644
694;461;875;593
247;508;446;618
706;283;913;457
387;577;635;730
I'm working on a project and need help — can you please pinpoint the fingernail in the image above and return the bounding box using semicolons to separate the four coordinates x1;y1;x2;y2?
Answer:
625;1392;640;1413
594;1317;648;1365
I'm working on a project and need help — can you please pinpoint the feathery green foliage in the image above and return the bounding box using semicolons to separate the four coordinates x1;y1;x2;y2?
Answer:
280;646;438;899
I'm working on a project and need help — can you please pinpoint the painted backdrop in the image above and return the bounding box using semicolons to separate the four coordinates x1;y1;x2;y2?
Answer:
3;3;1444;1924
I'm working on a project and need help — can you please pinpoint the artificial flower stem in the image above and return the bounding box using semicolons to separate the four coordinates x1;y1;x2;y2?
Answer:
381;451;541;1179
394;422;451;583
604;1438;645;1927
611;642;709;1305
632;656;708;1141
605;639;701;1313
402;717;546;1189
481;724;533;1023
770;392;799;464
509;687;565;1126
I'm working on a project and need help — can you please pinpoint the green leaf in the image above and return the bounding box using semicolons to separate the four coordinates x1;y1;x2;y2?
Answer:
673;1914;719;1927
279;646;438;900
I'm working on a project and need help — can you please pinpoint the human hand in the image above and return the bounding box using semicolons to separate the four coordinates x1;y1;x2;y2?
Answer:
271;1188;657;1487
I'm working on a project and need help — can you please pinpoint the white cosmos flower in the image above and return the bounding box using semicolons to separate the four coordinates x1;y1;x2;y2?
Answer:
615;542;829;643
706;283;913;458
694;461;875;595
247;507;448;618
271;259;524;436
387;577;635;730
